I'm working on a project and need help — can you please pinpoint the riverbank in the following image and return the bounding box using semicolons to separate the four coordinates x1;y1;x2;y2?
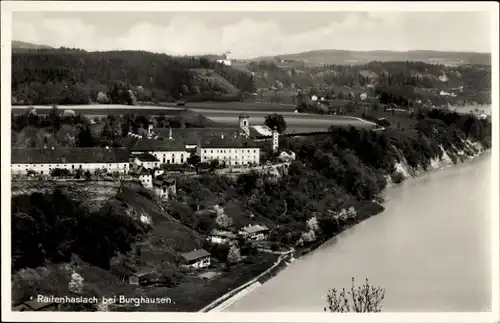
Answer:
198;200;385;312
204;147;490;312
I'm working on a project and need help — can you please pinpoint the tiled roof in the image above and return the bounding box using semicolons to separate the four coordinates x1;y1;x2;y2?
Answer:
180;249;211;261
241;224;269;234
125;136;187;152
134;153;159;162
161;163;193;171
11;148;130;164
201;137;259;149
210;229;237;239
120;135;141;149
133;268;155;277
155;127;243;145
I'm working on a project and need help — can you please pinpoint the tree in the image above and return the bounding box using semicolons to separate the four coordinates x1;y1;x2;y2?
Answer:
324;278;385;312
188;154;201;166
265;113;287;134
68;271;84;293
227;244;242;264
77;125;94;147
96;92;110;104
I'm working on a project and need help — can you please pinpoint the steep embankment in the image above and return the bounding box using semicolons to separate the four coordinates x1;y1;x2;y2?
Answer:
11;181;203;309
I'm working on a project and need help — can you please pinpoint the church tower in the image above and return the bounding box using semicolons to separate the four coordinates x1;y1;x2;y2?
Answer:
272;127;279;153
238;113;250;137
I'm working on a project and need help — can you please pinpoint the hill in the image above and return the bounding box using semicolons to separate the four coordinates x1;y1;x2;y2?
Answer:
245;60;491;107
252;49;491;66
11;41;491;108
11;46;255;106
12;40;54;52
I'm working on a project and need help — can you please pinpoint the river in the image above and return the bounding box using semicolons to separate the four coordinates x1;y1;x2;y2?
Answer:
225;153;492;312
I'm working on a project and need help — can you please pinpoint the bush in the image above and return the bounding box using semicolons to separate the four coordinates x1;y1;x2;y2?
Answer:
50;168;71;177
390;171;405;184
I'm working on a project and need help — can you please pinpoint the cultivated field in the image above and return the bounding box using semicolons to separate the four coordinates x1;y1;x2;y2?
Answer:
12;103;375;133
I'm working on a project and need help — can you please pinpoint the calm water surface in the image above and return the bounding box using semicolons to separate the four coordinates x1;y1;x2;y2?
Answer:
226;153;492;312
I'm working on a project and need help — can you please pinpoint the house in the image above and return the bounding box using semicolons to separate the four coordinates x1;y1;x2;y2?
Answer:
134;153;160;169
180;249;211;269
277;150;296;162
122;134;190;165
137;169;154;188
207;229;237;244
216;51;232;66
153;176;177;200
360;93;368;101
129;268;157;285
478;113;488;120
239;224;270;241
11;147;130;176
13;300;58;311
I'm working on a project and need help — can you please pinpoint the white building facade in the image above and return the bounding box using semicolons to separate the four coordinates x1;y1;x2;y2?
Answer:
200;146;260;166
11;148;130;175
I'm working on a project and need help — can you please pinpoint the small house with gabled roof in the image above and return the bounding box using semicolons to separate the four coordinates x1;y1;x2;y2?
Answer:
180;249;211;269
133;153;160;169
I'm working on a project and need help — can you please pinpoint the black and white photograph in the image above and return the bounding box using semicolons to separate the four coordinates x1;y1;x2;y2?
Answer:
1;1;499;322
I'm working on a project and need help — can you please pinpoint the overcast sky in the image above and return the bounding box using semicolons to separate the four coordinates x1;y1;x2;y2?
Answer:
12;11;492;58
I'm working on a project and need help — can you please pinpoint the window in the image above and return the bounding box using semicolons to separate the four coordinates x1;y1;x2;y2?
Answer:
72;165;75;169
41;171;44;175
79;165;82;169
210;150;213;153
181;154;184;163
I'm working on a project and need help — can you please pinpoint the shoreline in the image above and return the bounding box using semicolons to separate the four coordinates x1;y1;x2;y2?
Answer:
200;148;490;312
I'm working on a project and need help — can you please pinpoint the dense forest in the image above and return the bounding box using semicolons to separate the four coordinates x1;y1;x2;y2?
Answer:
11;49;255;105
12;47;491;107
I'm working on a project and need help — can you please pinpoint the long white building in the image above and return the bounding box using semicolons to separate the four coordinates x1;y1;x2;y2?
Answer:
11;147;130;175
199;139;260;166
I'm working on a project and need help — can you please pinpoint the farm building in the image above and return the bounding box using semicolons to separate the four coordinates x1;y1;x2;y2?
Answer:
129;268;157;285
239;224;270;241
207;229;238;245
152;175;177;200
12;300;58;311
11;147;130;175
